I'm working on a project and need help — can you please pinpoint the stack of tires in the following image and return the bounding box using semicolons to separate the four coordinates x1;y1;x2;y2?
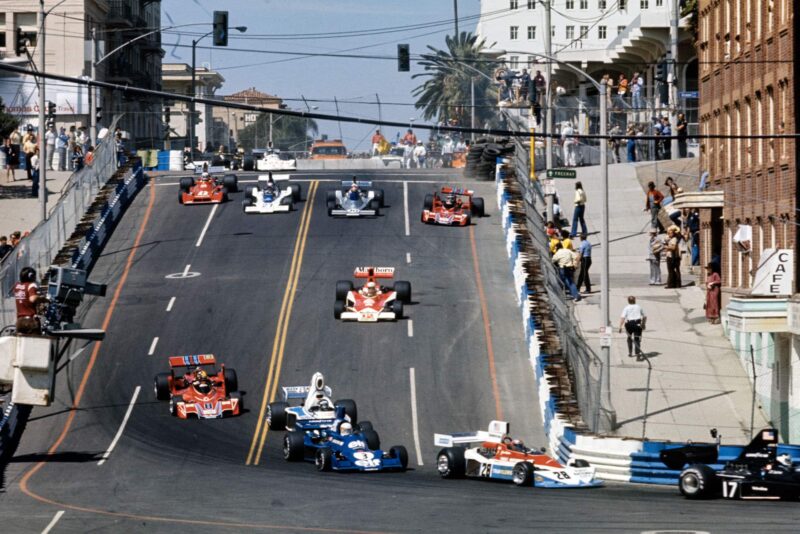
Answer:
464;139;515;180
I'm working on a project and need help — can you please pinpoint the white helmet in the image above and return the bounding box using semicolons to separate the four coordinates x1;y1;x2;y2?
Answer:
364;281;377;297
776;453;793;468
340;422;353;436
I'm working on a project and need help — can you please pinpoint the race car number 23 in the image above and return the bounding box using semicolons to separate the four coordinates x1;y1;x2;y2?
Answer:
479;463;492;478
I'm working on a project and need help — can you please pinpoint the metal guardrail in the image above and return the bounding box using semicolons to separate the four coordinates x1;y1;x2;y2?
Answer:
0;119;120;327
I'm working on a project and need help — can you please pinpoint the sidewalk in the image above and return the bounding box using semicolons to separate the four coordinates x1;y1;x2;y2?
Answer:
0;170;72;239
563;161;768;444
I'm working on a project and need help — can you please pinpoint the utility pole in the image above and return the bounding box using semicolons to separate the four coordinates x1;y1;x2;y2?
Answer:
453;0;459;35
668;0;680;159
599;77;613;427
376;93;382;126
334;96;343;140
268;113;273;149
38;0;47;222
90;27;97;146
190;39;197;157
470;77;475;141
543;0;554;222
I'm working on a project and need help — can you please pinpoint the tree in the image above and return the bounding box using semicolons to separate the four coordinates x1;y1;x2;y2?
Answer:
412;32;499;131
0;97;19;138
237;112;317;152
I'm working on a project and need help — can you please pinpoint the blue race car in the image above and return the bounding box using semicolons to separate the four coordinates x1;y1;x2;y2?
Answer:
282;410;409;473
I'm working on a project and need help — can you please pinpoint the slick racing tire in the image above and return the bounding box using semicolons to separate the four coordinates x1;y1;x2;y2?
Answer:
471;197;485;217
334;299;345;320
334;399;358;424
512;462;534;486
289;183;302;202
357;421;374;433
464;213;472;226
266;401;289;430
222;174;238;193
280;196;294;210
223;368;238;392
363;429;381;451
242;198;253;212
316;448;333;472
327;200;336;216
370;199;381;216
679;464;719;499
335;281;354;301
327;191;336;203
392;299;404;320
179;192;184;205
283;431;305;462
154;372;172;401
228;392;243;415
374;188;385;207
423;194;434;211
392;281;412;303
390;446;409;471
437;447;466;478
179;177;194;193
169;395;182;417
243;157;255;171
244;185;256;198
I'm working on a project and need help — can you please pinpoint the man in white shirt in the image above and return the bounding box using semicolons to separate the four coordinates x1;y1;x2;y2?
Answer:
561;122;576;167
45;125;57;170
618;296;647;358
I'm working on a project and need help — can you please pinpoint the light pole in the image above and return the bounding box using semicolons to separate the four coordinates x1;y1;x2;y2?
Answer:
499;48;614;430
190;26;247;155
300;96;317;154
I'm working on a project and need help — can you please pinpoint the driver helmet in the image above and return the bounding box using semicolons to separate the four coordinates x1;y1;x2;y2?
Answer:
363;281;378;297
318;399;331;411
195;369;208;381
201;172;210;180
502;435;513;445
444;194;455;207
340;422;353;436
777;453;793;468
512;439;525;451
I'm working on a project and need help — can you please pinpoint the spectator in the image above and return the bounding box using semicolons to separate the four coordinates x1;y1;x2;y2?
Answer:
72;144;84;171
626;126;637;162
560;229;574;251
22;127;37;182
616;74;629;108
14;266;43;335
371;129;386;156
664;176;680;203
665;225;682;288
647;229;664;285
9;128;21;169
45;124;57;170
76;126;87;153
3;138;18;183
631;72;643;109
545;220;558;239
85;145;95;166
0;236;11;261
402;129;417;146
704;262;721;324
56;127;68;171
115;132;126;167
413;141;427;168
402;141;413;169
571;181;587;237
661;118;672;160
533;70;546;107
635;126;648;161
30;146;40;198
608;125;621;163
10;231;22;248
552;241;582;301
643;181;664;230
519;68;531;101
441;136;454;167
676;113;688;158
576;233;592;294
618;296;646;359
686;209;700;269
561;122;576;167
652;117;664;160
67;126;77;171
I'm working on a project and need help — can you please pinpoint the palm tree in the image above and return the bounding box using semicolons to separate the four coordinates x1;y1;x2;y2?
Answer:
412;32;499;130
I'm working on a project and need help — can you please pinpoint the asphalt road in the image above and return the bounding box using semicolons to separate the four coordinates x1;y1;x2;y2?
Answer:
1;169;799;533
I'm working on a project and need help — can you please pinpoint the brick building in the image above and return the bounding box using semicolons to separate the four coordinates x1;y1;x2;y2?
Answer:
693;0;798;440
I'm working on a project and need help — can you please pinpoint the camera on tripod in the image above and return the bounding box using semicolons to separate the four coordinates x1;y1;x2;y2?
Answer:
43;266;107;332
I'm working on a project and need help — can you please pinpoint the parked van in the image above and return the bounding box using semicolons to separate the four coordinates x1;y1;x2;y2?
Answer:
310;139;347;160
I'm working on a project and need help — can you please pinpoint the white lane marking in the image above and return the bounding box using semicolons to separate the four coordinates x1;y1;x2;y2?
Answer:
403;180;410;237
166;296;176;312
195;203;218;247
98;386;141;466
41;511;65;534
182;264;191;276
409;368;423;466
147;337;159;356
406;252;411;264
407;319;414;338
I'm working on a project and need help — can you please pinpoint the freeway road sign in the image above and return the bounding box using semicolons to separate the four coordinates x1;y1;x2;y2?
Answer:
546;168;577;179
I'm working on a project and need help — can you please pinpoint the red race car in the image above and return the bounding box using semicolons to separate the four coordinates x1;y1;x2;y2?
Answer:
421;186;485;226
179;169;238;205
334;267;412;322
154;354;241;419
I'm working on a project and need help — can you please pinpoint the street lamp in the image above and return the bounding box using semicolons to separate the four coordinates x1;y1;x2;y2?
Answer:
189;25;247;155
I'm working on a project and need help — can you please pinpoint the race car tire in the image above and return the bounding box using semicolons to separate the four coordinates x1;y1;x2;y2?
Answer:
316;448;333;472
679;464;719;499
169;395;182;417
242;198;253;212
393;281;412;303
289;184;302;202
154;372;172;401
327;199;336;216
335;281;353;301
464;213;472;226
374;189;385;207
179;177;194;192
471;197;485;217
229;392;243;415
357;421;374;433
335;399;358;424
512;462;534;486
390;446;409;471
334;299;345;320
370;199;381;216
362;429;381;451
179;192;184;204
244;184;256;197
224;368;238;392
423;194;434;211
327;191;336;203
283;431;305;462
392;299;404;320
437;447;466;478
223;174;238;193
266;401;289;430
281;196;294;210
243;157;255;171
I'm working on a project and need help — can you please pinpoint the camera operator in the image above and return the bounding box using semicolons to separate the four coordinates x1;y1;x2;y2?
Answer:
13;267;46;335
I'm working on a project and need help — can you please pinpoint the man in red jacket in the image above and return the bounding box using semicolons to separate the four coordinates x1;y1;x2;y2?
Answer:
643;181;664;231
14;267;43;334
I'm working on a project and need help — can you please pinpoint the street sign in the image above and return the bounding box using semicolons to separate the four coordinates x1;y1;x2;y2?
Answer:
243;113;258;123
679;91;699;99
546;168;577;179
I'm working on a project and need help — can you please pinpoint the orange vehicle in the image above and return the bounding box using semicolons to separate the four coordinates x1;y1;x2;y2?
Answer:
310;139;348;160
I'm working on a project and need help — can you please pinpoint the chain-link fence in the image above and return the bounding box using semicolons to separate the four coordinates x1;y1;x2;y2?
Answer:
502;109;616;434
0;119;120;328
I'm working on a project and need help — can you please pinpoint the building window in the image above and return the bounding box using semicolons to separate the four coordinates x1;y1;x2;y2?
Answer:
0;14;5;48
528;0;536;7
598;25;607;39
779;82;787;158
16;12;38;48
767;0;774;30
566;26;575;39
566;0;575;8
527;26;536;39
745;0;752;42
641;0;649;8
599;0;607;8
510;26;519;39
619;0;627;9
767;86;774;162
528;55;536;67
510;0;519;8
745;98;752;167
756;92;763;165
656;0;663;5
617;25;626;35
735;102;741;170
580;25;589;38
509;56;519;69
580;0;588;8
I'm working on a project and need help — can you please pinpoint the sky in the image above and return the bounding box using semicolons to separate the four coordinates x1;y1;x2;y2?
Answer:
161;0;483;151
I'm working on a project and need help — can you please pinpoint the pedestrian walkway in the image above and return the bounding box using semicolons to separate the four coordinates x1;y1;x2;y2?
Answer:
562;161;768;444
0;171;72;238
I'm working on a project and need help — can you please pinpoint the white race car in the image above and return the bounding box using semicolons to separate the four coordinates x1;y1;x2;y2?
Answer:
266;372;357;432
435;421;603;488
242;174;301;213
256;151;297;172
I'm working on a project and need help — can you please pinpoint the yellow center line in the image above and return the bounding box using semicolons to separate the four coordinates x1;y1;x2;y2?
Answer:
245;180;318;465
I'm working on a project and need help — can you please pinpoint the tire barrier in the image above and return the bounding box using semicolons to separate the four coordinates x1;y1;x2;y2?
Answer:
464;138;515;180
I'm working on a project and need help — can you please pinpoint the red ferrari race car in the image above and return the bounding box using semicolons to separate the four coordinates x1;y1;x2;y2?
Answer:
334;267;411;322
179;167;238;205
153;354;241;419
421;186;485;226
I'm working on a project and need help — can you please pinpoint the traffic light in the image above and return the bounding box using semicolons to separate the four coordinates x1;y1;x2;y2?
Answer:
47;101;56;117
397;44;410;72
655;62;666;83
213;11;228;47
15;27;26;56
95;107;102;123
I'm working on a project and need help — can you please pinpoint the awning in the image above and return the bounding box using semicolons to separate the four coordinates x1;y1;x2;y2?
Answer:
670;191;724;209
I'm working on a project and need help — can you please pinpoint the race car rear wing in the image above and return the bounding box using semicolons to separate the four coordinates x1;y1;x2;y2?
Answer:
195;166;226;174
340;180;372;188
441;186;474;196
354;267;395;279
258;174;290;182
168;354;217;368
282;385;333;401
434;420;510;447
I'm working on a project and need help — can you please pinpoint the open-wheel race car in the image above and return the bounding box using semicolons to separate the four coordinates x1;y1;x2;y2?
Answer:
179;166;239;205
242;173;301;213
421;186;485;226
267;372;358;433
434;420;603;488
153;354;241;419
662;427;800;500
326;178;384;217
334;267;411;322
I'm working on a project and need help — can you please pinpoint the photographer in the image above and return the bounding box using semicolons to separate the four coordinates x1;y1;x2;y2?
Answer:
14;267;46;335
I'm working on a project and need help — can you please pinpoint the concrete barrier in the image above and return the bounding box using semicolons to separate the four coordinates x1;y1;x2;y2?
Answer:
297;158;397;171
